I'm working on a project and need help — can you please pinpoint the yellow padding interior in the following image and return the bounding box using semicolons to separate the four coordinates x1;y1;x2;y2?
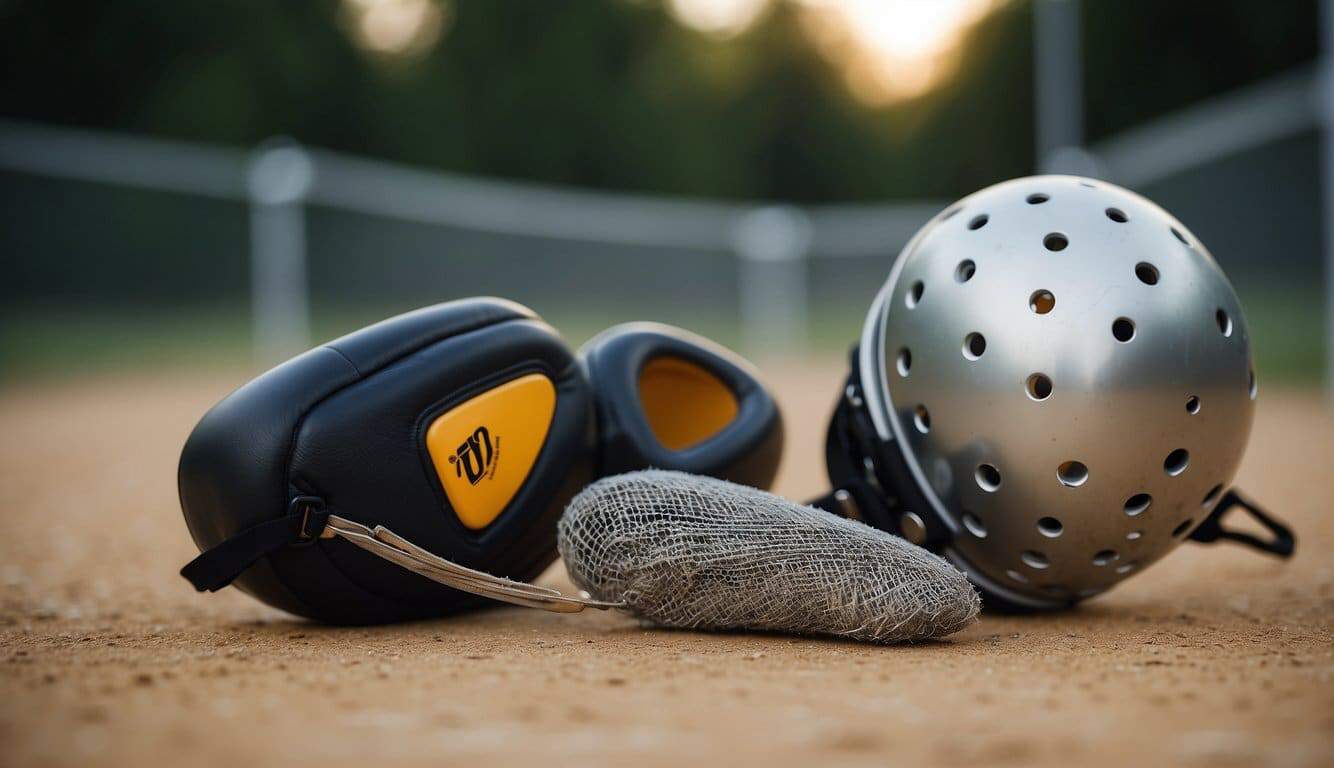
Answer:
637;356;739;451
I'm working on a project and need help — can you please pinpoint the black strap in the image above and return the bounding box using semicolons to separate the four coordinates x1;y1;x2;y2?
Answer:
808;351;950;548
180;496;329;592
1188;488;1295;558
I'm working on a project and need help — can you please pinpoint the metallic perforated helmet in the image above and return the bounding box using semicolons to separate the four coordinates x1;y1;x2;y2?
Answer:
816;175;1295;610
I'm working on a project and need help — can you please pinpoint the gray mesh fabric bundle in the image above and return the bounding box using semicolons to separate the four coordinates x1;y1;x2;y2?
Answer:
558;470;979;643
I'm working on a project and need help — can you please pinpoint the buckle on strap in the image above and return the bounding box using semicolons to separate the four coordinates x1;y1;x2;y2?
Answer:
291;496;329;542
179;496;331;592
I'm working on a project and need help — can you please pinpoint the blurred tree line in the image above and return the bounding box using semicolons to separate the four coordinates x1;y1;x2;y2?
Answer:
0;0;1318;203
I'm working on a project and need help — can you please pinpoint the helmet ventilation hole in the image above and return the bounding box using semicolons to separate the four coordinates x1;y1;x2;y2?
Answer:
1172;519;1194;537
1029;289;1056;314
955;259;976;283
1115;562;1137;575
1249;369;1257;399
1043;232;1068;251
1215;308;1232;337
963;332;987;360
1006;569;1028;583
1057;461;1089;487
906;281;924;308
896;348;912;377
975;464;1001;492
1202;484;1224;507
1185;395;1200;414
1026;373;1053;401
1171;226;1190;245
968;214;989;230
962;512;987;538
1037;517;1063;537
1164;449;1190;476
1124;493;1152;516
1020;550;1049;570
1134;262;1159;285
1092;549;1118;566
1027;193;1049;204
913;405;931;434
1126;530;1143;541
1106;207;1129;223
1112;317;1136;342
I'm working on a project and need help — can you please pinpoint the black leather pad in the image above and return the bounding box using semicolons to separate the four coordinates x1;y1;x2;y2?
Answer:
178;298;594;624
580;323;783;491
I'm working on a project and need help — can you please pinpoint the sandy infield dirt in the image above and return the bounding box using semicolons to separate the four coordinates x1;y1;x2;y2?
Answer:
1;360;1331;768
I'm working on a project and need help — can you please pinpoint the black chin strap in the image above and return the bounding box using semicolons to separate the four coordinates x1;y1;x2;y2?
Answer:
1189;488;1296;558
180;497;328;592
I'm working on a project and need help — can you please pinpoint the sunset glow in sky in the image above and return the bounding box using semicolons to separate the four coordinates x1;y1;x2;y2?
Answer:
667;0;1000;104
341;0;1000;105
795;0;999;104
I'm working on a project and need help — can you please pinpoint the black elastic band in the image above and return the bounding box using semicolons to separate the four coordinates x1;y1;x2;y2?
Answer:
1188;488;1296;558
180;497;329;592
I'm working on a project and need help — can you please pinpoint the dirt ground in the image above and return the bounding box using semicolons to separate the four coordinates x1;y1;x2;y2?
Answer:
1;361;1331;768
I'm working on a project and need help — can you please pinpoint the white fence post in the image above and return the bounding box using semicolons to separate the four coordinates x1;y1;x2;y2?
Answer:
1033;0;1099;175
247;141;314;366
734;206;813;357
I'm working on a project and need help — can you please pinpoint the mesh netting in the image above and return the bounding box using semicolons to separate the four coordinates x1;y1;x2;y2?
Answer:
558;470;979;644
